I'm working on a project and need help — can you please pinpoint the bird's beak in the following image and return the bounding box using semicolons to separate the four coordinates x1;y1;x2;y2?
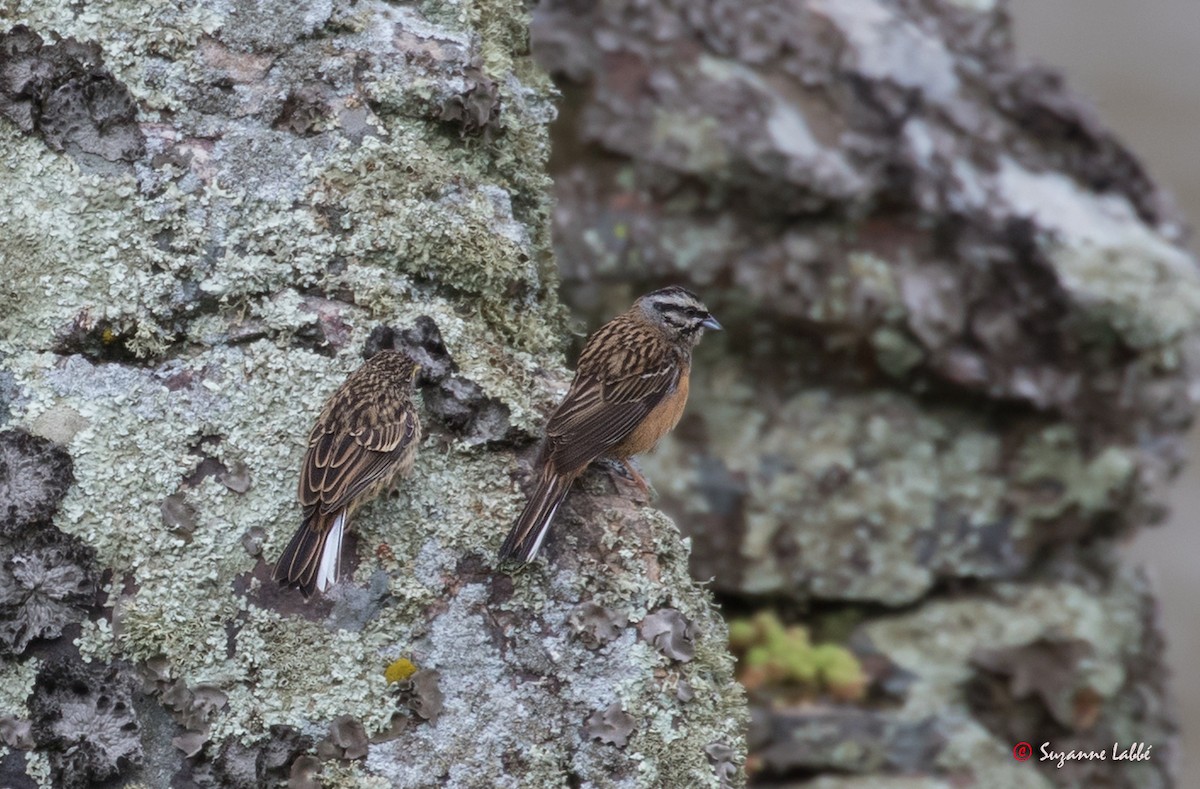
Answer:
701;315;723;331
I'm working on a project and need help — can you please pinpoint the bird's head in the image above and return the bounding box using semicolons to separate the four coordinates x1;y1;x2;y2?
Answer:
636;286;722;346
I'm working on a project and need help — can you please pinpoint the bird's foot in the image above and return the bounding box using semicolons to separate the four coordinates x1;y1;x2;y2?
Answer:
599;458;656;503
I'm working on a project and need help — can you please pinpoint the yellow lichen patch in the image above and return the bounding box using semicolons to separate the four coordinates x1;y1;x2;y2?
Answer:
384;657;417;685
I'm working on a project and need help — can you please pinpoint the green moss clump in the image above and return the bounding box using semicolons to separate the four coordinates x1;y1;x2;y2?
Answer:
729;611;867;701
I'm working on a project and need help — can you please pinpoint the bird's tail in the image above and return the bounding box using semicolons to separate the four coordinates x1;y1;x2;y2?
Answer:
499;469;573;564
273;509;347;598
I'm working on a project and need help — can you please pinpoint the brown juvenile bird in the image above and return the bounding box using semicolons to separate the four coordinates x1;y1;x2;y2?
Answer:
273;350;421;597
499;286;721;564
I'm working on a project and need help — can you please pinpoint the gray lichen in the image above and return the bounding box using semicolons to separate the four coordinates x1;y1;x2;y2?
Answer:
0;26;145;164
0;525;97;655
394;669;443;724
0;427;93;658
569;601;628;649
0;428;73;532
584;703;636;748
317;715;370;761
28;657;142;789
640;608;696;662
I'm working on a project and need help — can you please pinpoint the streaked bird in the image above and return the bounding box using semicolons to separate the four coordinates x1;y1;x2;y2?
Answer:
499;286;721;565
274;350;421;597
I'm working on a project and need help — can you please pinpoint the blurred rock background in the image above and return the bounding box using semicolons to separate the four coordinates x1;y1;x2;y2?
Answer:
537;0;1198;785
1012;0;1200;782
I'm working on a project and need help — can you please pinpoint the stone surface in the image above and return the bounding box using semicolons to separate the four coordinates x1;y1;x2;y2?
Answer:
742;568;1173;788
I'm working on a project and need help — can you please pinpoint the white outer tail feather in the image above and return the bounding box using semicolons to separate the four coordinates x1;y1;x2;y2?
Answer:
500;471;572;563
524;497;562;562
315;511;345;594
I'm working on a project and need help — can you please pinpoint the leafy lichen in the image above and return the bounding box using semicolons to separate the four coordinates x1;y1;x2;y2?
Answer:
0;656;39;721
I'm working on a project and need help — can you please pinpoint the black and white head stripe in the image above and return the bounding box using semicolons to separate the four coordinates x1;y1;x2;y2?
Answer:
638;286;722;335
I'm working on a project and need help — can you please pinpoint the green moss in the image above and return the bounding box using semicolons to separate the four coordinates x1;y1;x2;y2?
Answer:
729;611;866;700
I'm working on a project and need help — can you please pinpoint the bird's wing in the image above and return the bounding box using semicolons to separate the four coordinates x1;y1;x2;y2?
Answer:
542;326;681;473
298;406;418;515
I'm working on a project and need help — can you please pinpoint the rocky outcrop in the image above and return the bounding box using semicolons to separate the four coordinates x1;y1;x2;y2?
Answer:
0;1;745;786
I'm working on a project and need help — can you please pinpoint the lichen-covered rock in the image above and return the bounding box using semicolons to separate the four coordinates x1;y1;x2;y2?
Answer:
382;315;520;447
570;600;629;649
0;1;746;787
357;480;745;787
0;427;95;660
743;568;1173;788
0;26;145;164
0;363;21;426
641;607;697;662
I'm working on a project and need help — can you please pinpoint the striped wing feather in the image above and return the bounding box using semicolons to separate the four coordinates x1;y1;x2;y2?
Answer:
299;405;417;515
542;317;681;474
